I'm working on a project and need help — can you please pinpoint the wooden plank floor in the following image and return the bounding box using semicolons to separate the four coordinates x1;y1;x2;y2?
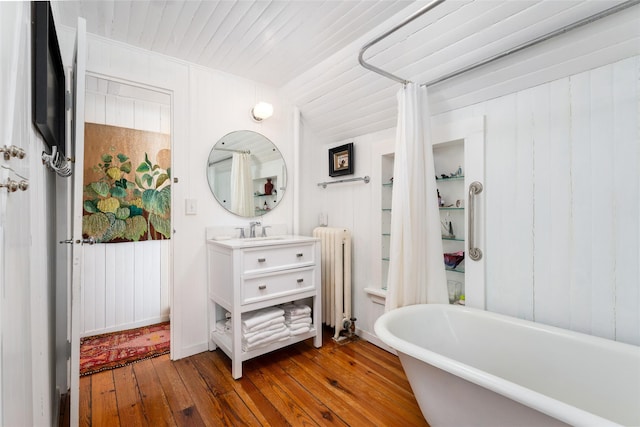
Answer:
68;329;429;426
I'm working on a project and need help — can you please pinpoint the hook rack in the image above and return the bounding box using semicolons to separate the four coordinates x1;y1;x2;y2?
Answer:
0;145;26;161
0;178;29;193
317;175;370;189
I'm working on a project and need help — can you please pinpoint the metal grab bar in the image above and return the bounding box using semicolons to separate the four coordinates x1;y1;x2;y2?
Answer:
317;175;370;189
468;181;483;261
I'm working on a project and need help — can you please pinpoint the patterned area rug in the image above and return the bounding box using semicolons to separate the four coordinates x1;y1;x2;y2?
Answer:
80;322;170;376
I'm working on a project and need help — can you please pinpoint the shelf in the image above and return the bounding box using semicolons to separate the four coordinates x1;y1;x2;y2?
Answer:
445;266;465;274
442;236;464;241
436;175;464;181
382;182;393;187
382;257;390;261
254;193;277;198
211;327;318;362
382;208;392;212
382;233;391;237
439;207;464;211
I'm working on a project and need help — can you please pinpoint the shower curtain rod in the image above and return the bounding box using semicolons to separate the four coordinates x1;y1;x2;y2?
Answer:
358;0;640;87
215;147;251;154
208;148;251;166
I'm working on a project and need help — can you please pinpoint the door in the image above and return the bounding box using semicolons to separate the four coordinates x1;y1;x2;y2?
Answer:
69;17;86;426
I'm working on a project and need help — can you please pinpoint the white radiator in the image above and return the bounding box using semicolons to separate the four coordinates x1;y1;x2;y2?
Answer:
313;227;352;339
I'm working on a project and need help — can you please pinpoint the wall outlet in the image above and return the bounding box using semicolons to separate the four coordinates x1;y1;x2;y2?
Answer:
185;199;197;215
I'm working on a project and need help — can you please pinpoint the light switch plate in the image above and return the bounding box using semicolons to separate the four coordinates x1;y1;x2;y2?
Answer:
185;198;197;215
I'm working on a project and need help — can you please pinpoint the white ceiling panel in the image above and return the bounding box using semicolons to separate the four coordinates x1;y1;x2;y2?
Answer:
53;0;415;87
53;0;639;143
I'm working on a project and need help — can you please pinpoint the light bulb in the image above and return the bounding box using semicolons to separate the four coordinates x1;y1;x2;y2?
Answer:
251;102;273;122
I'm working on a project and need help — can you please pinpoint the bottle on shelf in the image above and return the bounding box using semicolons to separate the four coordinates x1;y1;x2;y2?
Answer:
437;189;442;207
264;178;273;195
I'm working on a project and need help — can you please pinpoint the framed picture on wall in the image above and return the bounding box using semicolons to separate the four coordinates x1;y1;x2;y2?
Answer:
329;143;354;177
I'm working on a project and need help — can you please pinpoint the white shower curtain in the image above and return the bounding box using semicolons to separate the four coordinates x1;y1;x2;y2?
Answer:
385;83;448;310
230;152;254;217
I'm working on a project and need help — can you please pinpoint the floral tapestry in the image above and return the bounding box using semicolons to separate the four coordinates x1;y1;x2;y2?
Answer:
83;123;171;243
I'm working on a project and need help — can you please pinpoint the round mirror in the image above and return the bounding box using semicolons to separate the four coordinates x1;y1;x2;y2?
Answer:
207;130;287;217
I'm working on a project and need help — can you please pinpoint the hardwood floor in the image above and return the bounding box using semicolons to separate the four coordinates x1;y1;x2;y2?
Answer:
68;329;428;426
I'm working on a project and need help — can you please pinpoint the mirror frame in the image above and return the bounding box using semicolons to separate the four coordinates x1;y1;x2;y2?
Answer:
206;130;287;218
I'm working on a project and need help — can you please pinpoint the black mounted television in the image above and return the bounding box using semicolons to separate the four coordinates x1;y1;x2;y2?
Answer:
32;1;66;156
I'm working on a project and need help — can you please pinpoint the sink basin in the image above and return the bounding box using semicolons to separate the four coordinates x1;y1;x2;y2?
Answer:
208;234;318;249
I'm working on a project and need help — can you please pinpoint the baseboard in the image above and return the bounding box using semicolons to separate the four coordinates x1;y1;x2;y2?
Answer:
80;315;170;338
356;328;397;355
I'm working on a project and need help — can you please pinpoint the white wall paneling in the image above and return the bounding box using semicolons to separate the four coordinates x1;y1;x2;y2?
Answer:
81;241;168;336
434;56;640;345
303;56;639;350
82;81;171;336
0;2;58;424
55;26;295;358
299;126;392;347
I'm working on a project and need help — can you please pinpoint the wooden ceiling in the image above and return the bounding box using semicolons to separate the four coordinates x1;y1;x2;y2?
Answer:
54;0;638;142
52;0;414;87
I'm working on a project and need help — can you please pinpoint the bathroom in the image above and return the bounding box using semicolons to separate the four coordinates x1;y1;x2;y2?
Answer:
0;1;638;425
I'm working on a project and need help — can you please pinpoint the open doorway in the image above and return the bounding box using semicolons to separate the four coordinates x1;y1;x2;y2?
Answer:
78;74;172;374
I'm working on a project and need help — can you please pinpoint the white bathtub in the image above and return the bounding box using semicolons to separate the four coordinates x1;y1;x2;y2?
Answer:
374;304;640;427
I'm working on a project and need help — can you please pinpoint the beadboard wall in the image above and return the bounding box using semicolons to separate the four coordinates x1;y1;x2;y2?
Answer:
81;85;171;336
299;56;639;347
55;25;295;358
0;2;58;424
433;56;639;345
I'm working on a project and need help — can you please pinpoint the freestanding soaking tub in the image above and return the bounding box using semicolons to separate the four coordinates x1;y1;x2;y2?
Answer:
375;304;640;427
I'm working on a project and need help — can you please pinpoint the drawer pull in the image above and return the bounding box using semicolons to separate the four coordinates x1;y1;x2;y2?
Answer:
296;279;304;283
258;284;267;290
296;253;303;257
258;258;266;263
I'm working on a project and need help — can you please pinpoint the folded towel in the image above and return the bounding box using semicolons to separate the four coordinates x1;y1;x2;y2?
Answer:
244;321;285;338
242;316;285;334
242;307;284;330
242;328;290;351
290;326;310;336
284;313;310;322
285;317;312;326
288;321;311;331
282;303;311;316
244;324;287;344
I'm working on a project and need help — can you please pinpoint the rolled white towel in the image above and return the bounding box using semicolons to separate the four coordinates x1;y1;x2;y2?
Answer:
244;324;287;344
242;316;285;334
242;307;284;330
242;328;290;351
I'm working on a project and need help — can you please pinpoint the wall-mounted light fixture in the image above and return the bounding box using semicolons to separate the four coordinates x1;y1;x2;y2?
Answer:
250;101;273;122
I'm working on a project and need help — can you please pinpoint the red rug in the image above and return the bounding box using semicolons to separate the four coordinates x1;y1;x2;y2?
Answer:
80;322;170;376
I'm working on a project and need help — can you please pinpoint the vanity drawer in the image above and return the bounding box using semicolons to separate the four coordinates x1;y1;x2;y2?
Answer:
242;268;315;304
242;243;315;274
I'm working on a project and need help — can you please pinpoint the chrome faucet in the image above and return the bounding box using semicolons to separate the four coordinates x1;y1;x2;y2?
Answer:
249;220;261;238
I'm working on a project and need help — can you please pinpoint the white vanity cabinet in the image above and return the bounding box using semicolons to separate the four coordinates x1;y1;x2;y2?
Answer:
206;236;322;379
